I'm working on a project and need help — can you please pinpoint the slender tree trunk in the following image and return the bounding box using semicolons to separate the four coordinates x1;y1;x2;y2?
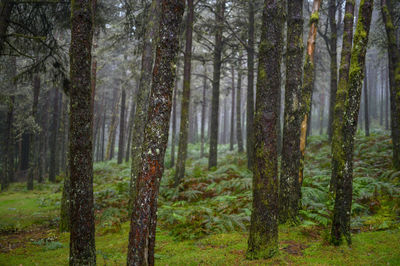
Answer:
125;90;136;162
364;66;370;136
247;0;284;259
170;68;178;166
126;1;184;264
380;67;384;126
330;1;355;192
61;97;68;173
381;0;400;170
128;0;161;214
200;63;207;157
101;101;106;161
2;96;14;190
246;0;255;169
0;0;13;55
105;90;120;160
118;88;126;164
49;88;60;182
208;0;225;169
279;0;304;224
328;0;338;141
230;65;235;151
68;0;96;263
298;0;322;198
386;66;389;130
331;0;373;246
319;93;325;135
175;0;194;186
236;69;244;153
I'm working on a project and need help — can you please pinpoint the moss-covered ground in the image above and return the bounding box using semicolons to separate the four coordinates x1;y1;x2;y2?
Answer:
0;131;399;265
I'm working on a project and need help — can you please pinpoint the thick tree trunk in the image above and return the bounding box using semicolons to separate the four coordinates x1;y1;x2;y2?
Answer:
330;1;355;192
331;0;373;246
68;0;96;264
381;0;400;170
117;88;126;164
230;65;235;151
175;0;194;186
298;0;322;201
128;0;160;214
279;0;304;224
49;88;60;182
328;0;338;141
126;1;184;264
364;66;370;136
208;0;225;169
246;0;255;169
236;69;244;153
247;0;284;259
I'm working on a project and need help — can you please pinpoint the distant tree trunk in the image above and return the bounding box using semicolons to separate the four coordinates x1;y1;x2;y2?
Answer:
247;0;284;259
27;75;40;190
59;171;70;232
330;1;355;192
279;0;304;224
170;69;178;166
68;0;96;264
2;96;14;191
328;0;338;141
60;97;68;173
101;101;106;161
223;95;228;144
126;1;184;264
298;0;322;199
380;67;384;126
385;67;389;130
105;90;120;160
381;0;400;170
128;0;160;213
175;0;194;186
125;89;136;162
331;0;373;246
117;88;126;164
49;88;60;182
364;66;370;136
200;63;207;157
230;65;235;151
208;0;225;169
0;0;13;55
246;0;255;169
319;92;325;135
236;69;244;153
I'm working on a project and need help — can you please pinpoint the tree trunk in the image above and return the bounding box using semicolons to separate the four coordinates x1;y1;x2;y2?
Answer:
175;0;194;186
330;1;355;192
49;88;60;182
381;0;400;170
331;0;373;246
298;0;322;201
386;66;389;130
230;65;235;151
170;68;178;166
68;0;96;263
128;0;160;214
328;0;338;141
118;88;126;164
364;66;370;136
247;0;284;259
2;96;14;191
236;68;244;153
200;63;207;157
126;1;184;264
105;89;120;160
0;0;13;55
125;89;136;162
208;0;225;169
279;0;304;224
246;0;255;169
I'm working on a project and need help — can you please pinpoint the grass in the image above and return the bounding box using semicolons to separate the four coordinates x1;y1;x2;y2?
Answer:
0;131;399;265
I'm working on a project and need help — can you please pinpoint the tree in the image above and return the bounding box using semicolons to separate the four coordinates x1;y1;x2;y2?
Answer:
247;0;284;259
49;87;60;182
381;0;400;171
175;0;194;186
279;0;304;224
230;64;235;151
208;0;225;169
331;0;373;246
364;66;370;136
236;66;244;153
117;88;126;164
1;95;14;191
126;0;184;264
0;0;13;55
68;0;96;263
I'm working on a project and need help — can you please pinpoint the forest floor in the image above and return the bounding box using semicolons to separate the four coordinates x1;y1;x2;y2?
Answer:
0;130;399;265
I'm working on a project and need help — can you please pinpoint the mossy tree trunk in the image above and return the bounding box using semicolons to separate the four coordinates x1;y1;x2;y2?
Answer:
246;0;284;260
68;0;96;264
330;1;355;192
381;0;400;171
126;1;184;264
331;0;373;246
279;0;304;224
236;68;244;153
208;0;225;169
175;0;194;186
328;0;338;141
246;0;255;169
117;88;126;164
128;0;160;214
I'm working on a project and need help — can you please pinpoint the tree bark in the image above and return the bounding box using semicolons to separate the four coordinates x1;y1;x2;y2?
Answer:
126;1;184;264
2;96;14;190
117;88;126;164
68;0;96;263
364;66;370;136
236;68;244;153
247;0;284;259
328;0;338;141
170;68;178;166
230;65;235;151
200;63;207;157
49;88;60;182
331;0;373;246
105;89;120;160
125;89;136;162
279;0;304;224
175;0;194;186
